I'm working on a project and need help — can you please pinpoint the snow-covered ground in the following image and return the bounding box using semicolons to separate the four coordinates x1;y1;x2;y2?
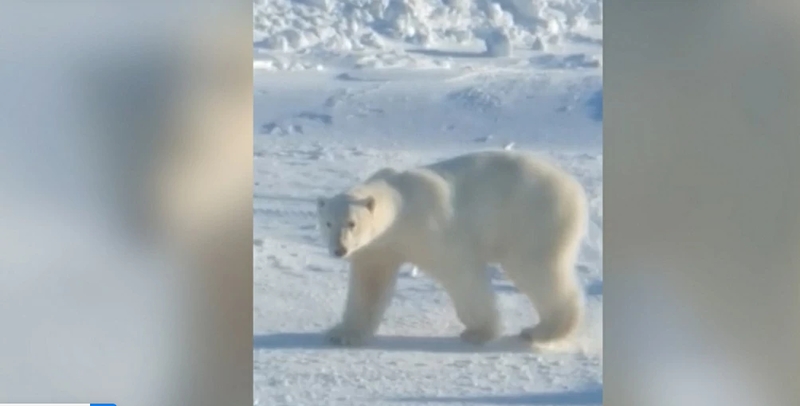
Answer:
253;1;602;404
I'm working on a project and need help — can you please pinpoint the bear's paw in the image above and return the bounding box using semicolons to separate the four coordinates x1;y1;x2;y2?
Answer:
459;325;501;346
325;323;371;347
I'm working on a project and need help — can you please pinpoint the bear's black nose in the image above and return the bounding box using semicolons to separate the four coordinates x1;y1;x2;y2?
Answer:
334;247;347;257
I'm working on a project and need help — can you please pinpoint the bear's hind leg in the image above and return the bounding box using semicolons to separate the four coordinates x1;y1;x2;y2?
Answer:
503;256;585;346
326;252;403;346
435;256;502;345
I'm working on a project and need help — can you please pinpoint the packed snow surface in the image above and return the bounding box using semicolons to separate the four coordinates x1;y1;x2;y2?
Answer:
254;0;602;404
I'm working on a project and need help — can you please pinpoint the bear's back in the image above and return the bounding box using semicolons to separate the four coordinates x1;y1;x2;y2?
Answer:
422;150;565;194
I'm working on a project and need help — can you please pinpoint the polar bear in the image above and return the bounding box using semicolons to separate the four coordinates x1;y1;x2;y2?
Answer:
316;150;588;348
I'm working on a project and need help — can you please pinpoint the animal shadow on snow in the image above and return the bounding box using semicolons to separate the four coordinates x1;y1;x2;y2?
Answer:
390;387;602;405
253;332;534;353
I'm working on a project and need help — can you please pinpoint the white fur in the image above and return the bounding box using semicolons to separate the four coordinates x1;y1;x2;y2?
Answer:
316;150;588;348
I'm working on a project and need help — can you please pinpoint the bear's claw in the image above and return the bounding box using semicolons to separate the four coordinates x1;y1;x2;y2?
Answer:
325;324;369;347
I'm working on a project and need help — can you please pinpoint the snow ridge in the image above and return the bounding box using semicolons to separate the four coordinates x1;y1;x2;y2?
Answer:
254;0;602;70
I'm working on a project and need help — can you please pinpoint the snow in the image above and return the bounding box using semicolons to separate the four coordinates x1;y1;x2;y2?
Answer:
254;0;602;71
253;0;602;404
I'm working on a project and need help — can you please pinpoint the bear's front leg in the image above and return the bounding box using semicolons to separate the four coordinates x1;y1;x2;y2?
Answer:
326;252;402;347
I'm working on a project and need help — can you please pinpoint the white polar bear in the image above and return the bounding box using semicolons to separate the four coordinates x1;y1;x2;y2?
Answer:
316;150;588;348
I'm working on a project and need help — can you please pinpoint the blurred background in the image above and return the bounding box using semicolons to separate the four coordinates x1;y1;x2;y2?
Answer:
606;0;800;405
0;2;252;405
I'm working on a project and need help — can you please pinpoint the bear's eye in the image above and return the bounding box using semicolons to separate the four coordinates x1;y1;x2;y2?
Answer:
347;221;355;229
326;222;332;228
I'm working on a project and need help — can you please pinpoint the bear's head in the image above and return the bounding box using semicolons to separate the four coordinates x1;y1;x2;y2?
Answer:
316;193;376;259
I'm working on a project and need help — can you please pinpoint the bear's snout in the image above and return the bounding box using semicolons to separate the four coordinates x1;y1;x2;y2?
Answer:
334;246;347;257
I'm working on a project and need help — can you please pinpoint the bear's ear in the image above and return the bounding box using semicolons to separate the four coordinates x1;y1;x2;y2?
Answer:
364;196;375;212
317;197;326;208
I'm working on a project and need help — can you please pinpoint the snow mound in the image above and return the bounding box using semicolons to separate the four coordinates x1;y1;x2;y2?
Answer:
254;0;602;70
484;29;512;57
